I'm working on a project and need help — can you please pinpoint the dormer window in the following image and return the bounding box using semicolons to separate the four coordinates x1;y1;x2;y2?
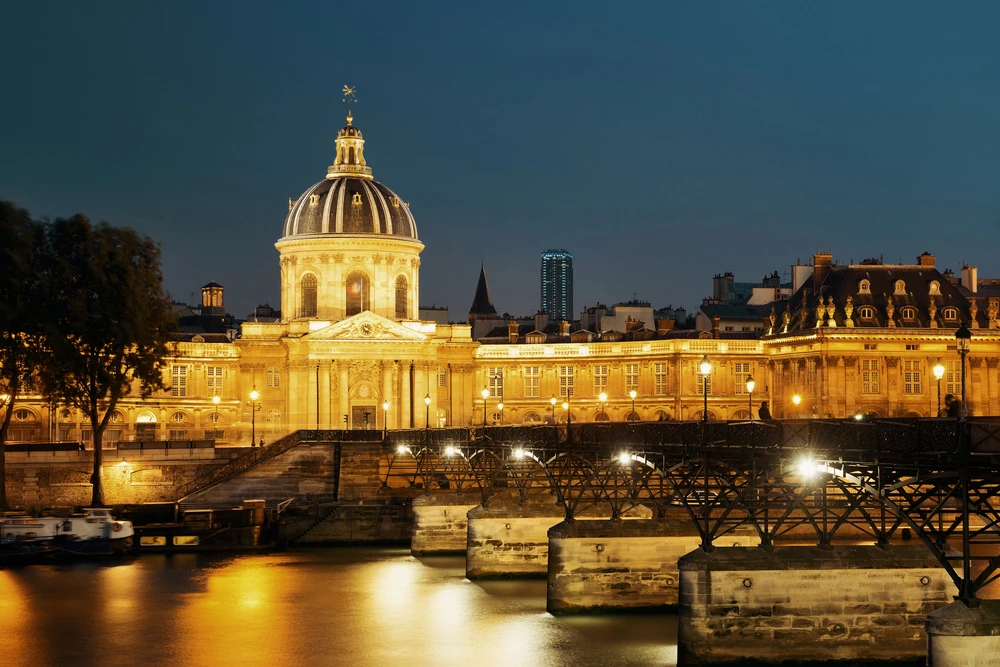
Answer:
526;332;546;344
858;279;871;295
309;194;320;206
900;306;918;320
942;307;959;321
858;306;876;319
929;280;941;295
894;279;906;295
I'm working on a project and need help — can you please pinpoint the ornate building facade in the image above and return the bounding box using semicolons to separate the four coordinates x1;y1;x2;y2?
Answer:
5;121;1000;446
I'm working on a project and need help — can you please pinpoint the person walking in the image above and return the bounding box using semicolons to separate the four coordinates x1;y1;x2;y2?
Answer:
946;396;961;418
758;401;772;420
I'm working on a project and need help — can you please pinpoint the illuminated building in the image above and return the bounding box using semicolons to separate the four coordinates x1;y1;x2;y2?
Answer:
541;249;573;322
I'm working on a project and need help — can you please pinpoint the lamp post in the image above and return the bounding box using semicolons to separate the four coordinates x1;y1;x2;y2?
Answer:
549;395;556;424
956;325;972;420
212;395;220;432
598;391;608;421
792;393;802;418
562;399;570;428
497;401;503;425
629;389;638;421
699;355;711;422
382;400;389;436
247;388;261;446
481;386;489;429
745;376;755;419
424;394;431;430
932;360;945;416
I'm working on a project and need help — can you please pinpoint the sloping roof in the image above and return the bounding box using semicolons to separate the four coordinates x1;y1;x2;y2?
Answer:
469;264;497;316
700;303;772;321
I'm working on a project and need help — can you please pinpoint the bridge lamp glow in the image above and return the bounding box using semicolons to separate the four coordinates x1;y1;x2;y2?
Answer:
396;445;408;455
513;448;525;460
443;445;456;457
854;413;863;421
617;452;631;465
796;456;819;480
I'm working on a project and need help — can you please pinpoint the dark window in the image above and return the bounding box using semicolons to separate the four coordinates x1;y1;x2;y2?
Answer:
301;274;318;318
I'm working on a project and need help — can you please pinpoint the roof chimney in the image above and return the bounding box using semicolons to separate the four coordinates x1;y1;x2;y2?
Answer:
812;252;833;288
656;318;675;334
534;312;549;332
962;265;978;293
507;320;519;344
712;316;721;339
917;252;935;267
558;320;570;336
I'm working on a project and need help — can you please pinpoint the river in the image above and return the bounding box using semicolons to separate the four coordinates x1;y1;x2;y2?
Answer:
0;548;678;667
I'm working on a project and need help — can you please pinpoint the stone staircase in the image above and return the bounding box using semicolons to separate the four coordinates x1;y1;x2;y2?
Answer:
176;432;303;502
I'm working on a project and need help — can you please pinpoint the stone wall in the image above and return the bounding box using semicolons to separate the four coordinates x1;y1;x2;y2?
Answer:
925;600;1000;667
289;501;412;544
3;448;237;509
678;545;956;665
547;518;758;614
337;442;383;501
411;493;481;556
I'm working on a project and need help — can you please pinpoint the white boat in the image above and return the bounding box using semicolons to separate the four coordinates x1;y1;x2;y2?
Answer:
1;508;134;559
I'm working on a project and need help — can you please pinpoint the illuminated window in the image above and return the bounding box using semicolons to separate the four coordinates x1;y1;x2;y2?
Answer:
394;275;408;319
559;366;575;398
171;412;185;423
266;366;281;388
206;366;223;395
524;366;540;398
805;359;817;396
624;363;639;392
265;409;281;435
488;368;503;398
345;271;370;316
942;307;959;321
862;359;880;394
903;360;921;395
697;365;712;396
300;274;317;318
654;363;668;396
858;306;876;320
900;306;917;320
946;360;961;395
168;429;188;441
522;411;542;424
733;363;751;395
593;365;608;393
171;365;188;397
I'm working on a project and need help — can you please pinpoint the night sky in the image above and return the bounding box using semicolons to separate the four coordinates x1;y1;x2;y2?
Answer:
3;2;999;320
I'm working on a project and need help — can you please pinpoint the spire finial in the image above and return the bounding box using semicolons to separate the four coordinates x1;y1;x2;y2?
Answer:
342;84;357;125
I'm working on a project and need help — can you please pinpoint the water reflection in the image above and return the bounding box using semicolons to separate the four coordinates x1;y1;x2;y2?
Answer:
0;549;677;667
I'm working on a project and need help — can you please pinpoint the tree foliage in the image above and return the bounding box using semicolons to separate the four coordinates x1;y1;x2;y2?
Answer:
41;214;175;506
0;201;47;510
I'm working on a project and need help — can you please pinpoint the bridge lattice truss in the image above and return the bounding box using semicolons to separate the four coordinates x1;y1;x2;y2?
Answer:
381;419;1000;601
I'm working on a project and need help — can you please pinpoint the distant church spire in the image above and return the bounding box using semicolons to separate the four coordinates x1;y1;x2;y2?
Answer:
469;262;497;317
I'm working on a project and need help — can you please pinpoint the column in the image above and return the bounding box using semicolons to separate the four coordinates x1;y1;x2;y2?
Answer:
338;363;349;429
319;362;331;429
382;363;393;430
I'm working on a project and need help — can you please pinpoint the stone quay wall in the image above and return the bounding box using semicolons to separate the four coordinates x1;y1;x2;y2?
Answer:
411;493;481;556
678;545;957;665
289;500;412;545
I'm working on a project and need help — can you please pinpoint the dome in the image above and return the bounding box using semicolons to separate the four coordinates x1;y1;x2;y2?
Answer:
280;113;419;241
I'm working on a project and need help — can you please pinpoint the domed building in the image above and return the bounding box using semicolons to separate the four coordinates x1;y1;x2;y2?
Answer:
238;112;478;432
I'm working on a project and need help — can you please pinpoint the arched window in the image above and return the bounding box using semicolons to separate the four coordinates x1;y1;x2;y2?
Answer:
858;306;876;319
522;411;542;424
300;274;317;318
345;271;370;316
266;366;281;388
594;411;610;422
900;306;918;320
942;307;959;321
395;275;408;319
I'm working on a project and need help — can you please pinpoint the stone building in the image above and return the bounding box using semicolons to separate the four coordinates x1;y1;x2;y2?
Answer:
5;121;1000;448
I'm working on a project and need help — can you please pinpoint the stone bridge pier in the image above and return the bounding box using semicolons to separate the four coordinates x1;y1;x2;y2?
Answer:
410;492;481;556
925;601;1000;666
677;545;957;665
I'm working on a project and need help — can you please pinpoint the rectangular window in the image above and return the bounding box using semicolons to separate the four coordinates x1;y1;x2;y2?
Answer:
903;360;921;395
862;359;880;394
171;365;188;397
524;366;540;398
206;366;223;395
733;362;751;395
168;429;188;441
559;365;575;398
488;367;503;398
697;365;712;396
805;359;817;396
946;360;961;396
204;429;225;440
624;363;639;392
593;365;608;393
864;344;878;350
437;370;448;388
654;363;668;396
905;344;919;351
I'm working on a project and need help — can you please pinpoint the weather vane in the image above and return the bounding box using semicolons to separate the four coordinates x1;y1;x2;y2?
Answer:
342;84;358;122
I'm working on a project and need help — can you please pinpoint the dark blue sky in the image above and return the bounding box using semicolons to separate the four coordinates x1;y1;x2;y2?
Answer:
3;2;999;319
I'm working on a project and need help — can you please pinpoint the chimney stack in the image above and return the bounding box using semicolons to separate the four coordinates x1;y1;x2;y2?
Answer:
534;312;549;332
962;265;978;293
812;252;833;288
712;316;721;339
656;318;675;334
558;320;570;336
507;320;519;343
917;252;935;267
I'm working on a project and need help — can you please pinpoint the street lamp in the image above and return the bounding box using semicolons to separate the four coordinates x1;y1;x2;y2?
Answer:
424;394;431;430
481;386;490;429
745;376;755;419
699;355;711;422
247;388;261;446
598;391;608;421
382;400;389;436
791;393;802;418
956;324;972;420
212;394;220;427
629;389;638;421
562;400;570;428
549;395;557;424
932;359;945;416
497;401;503;425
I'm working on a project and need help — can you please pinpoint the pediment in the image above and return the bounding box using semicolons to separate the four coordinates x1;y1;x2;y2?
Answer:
306;311;428;342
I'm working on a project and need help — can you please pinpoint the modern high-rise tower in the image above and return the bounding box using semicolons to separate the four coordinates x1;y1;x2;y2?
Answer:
541;249;573;321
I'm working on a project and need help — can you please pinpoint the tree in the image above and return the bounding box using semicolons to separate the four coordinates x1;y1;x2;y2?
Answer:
0;202;46;510
41;215;175;506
